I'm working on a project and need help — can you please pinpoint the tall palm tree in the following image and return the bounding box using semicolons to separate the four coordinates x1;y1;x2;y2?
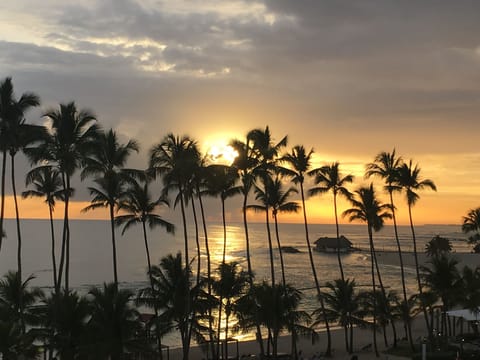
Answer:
149;134;200;269
0;77;41;254
202;164;241;263
279;145;333;357
81;129;140;290
343;184;392;357
365;149;413;346
116;179;174;358
309;162;353;281
22;166;65;289
27;102;99;292
396;160;437;337
0;77;41;279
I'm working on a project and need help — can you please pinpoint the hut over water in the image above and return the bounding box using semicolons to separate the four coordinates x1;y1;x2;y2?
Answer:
314;236;352;253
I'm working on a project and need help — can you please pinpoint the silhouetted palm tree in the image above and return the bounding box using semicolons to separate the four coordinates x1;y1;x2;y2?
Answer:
116;179;175;358
87;282;145;359
82;129;140;290
425;235;452;257
422;254;460;336
462;208;480;250
139;253;212;360
458;266;480;327
319;278;364;353
309;162;353;281
279;145;333;357
22;166;65;289
343;184;392;357
202;164;241;263
0;77;41;281
212;262;249;359
397;160;437;336
28;102;99;292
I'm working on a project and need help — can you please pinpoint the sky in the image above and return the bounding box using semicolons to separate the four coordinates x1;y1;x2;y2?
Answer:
1;0;480;226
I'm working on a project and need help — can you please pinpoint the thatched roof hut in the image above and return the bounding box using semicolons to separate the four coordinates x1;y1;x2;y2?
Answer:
314;236;352;253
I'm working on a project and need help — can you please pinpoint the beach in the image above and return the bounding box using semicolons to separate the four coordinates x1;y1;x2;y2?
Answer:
166;317;428;360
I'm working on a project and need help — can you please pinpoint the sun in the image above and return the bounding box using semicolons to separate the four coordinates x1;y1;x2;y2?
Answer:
205;141;238;165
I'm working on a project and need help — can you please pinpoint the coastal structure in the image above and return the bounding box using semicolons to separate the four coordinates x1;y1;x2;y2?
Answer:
314;235;353;253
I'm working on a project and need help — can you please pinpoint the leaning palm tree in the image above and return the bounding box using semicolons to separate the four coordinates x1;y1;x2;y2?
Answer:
27;102;99;292
343;184;392;357
309;162;353;281
365;149;413;346
396;160;437;337
279;145;333;357
22;166;65;289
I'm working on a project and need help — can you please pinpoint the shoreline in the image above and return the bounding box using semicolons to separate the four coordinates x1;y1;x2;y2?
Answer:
165;317;428;360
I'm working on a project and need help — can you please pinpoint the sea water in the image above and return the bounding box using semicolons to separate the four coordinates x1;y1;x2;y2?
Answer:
0;219;471;347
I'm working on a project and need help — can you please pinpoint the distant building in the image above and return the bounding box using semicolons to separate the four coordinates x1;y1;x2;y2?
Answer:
314;236;352;253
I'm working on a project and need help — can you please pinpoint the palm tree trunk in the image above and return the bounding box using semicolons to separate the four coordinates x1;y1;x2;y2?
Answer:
368;226;380;358
273;213;286;286
11;154;22;282
242;189;265;357
191;199;201;286
408;205;432;339
196;185;216;359
222;198;227;264
389;191;413;349
65;175;71;292
48;204;58;290
299;182;331;357
142;220;163;360
109;203;119;289
0;150;6;253
265;205;275;287
333;192;345;281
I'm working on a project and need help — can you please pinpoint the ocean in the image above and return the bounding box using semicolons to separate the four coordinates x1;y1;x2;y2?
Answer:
0;219;471;347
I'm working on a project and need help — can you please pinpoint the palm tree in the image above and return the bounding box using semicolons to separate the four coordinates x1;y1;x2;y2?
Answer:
462;208;480;250
138;253;213;360
87;282;145;359
0;271;43;334
425;235;452;258
40;290;91;359
81;129;140;290
279;145;333;357
0;77;41;278
397;160;437;337
343;184;392;357
212;261;249;359
28;102;99;292
22;166;64;289
317;278;364;354
202;164;241;263
116;179;174;357
458;266;480;331
421;254;460;336
309;162;353;281
0;78;40;253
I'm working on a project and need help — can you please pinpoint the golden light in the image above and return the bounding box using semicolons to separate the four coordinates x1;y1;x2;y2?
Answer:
205;141;238;165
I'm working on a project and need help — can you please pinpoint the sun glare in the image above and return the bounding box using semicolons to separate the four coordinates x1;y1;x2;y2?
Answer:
206;141;238;165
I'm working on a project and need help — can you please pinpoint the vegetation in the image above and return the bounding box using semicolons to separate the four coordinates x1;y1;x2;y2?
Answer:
2;76;480;359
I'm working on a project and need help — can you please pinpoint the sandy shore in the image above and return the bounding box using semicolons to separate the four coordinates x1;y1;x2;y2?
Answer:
165;318;428;360
373;250;479;269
